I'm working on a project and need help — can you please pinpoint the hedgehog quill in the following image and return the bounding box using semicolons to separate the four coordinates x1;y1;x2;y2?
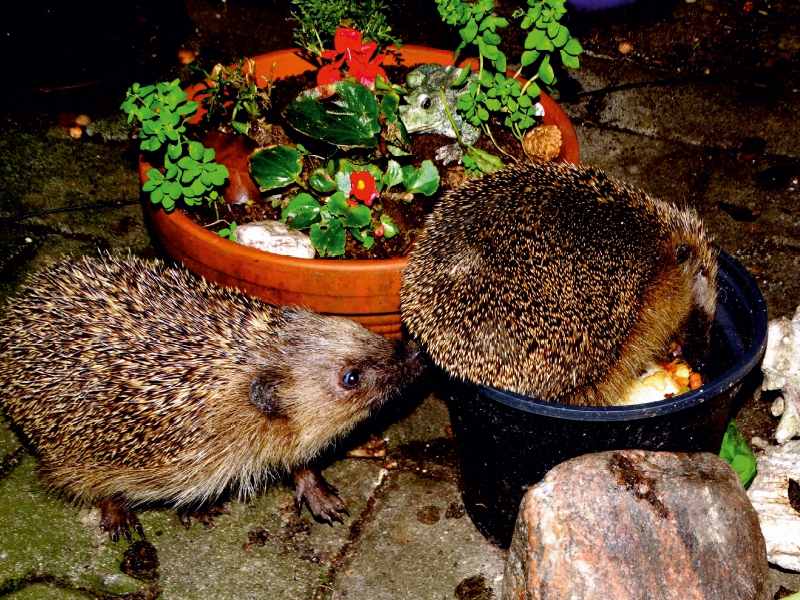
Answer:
0;256;423;541
400;162;718;407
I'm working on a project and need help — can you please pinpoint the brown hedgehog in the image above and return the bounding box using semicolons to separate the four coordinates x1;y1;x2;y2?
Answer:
0;255;423;541
400;162;717;406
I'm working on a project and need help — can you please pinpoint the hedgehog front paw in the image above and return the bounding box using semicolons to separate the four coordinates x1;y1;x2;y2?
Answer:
293;468;349;524
177;502;230;530
99;499;146;543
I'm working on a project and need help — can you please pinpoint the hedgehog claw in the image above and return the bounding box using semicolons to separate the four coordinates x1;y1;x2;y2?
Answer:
177;502;229;531
99;499;144;543
293;468;348;525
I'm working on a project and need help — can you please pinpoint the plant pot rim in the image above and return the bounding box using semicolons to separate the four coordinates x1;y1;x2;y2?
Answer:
464;248;768;421
141;44;580;273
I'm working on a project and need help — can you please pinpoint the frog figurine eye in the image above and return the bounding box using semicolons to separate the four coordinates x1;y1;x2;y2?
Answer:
420;95;431;110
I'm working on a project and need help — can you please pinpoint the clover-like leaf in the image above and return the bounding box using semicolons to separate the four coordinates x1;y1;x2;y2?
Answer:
250;145;304;192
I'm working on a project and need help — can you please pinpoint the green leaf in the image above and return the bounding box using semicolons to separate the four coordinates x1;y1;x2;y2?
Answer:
493;51;507;74
176;100;198;116
552;25;570;47
403;160;440;196
282;193;323;229
327;191;350;217
209;169;228;187
202;147;216;163
343;204;372;228
249;145;304;191
187;141;205;161
538;54;555;85
150;188;164;204
564;37;583;56
521;50;540;67
466;146;504;174
167;143;182;160
191;177;207;196
381;92;400;122
452;63;473;87
719;419;757;489
485;98;502;111
283;81;381;149
231;120;250;135
525;29;544;50
383;160;404;188
547;21;559;38
561;49;580;70
168;180;183;200
178;156;199;170
460;18;479;44
380;214;399;239
478;39;499;60
309;168;337;193
482;30;501;46
310;220;346;257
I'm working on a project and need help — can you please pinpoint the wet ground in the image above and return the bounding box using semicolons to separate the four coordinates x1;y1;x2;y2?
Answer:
1;0;799;598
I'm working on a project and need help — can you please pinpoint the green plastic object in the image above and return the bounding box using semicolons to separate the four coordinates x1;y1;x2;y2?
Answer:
719;419;757;489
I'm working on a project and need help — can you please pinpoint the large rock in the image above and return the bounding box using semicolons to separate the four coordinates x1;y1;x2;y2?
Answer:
503;450;769;600
747;439;800;571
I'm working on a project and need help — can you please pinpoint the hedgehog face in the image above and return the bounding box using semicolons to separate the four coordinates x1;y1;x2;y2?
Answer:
256;307;425;446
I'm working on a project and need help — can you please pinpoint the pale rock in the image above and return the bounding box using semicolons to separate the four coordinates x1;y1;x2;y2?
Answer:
747;439;800;571
234;220;316;259
761;306;800;443
503;450;769;600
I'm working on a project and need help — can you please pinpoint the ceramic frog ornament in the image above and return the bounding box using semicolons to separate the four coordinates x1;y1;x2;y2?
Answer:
398;64;480;164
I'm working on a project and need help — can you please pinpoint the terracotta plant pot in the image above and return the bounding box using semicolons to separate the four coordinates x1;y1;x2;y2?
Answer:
141;46;580;337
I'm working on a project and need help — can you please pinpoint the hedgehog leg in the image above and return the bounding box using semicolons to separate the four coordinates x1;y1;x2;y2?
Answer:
99;499;146;543
293;468;348;524
177;502;230;530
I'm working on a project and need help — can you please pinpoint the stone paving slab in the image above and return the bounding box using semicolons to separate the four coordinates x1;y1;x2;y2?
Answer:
563;56;800;158
330;470;506;600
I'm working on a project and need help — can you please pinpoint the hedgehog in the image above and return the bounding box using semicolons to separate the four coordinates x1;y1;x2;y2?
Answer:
400;162;718;406
0;255;423;541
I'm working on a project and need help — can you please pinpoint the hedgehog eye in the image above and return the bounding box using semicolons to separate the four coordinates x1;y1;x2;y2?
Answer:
342;371;362;388
420;95;431;109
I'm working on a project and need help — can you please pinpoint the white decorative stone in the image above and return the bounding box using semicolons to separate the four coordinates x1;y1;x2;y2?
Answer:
761;306;800;443
234;220;316;259
747;439;800;571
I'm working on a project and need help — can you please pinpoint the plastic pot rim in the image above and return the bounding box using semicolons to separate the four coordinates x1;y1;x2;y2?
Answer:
465;248;768;422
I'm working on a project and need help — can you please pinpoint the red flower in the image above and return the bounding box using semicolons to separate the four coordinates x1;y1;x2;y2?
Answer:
318;27;388;89
316;64;343;86
334;27;363;54
374;224;385;237
350;54;387;87
350;170;379;205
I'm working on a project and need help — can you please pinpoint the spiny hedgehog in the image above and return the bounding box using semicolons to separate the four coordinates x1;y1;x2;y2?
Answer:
400;162;717;406
0;255;423;541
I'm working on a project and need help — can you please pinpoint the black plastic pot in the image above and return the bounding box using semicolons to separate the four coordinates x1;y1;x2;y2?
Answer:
445;248;768;548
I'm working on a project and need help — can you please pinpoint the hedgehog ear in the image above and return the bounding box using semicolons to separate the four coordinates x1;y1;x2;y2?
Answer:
675;242;693;265
250;370;285;418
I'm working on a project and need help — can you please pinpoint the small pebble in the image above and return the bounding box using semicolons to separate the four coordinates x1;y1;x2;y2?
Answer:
618;41;634;55
69;126;83;139
751;436;768;449
178;49;197;64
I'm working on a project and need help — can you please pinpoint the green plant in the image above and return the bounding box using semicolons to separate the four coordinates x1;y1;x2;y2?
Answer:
291;0;402;58
121;80;229;212
248;26;438;257
437;0;582;149
190;58;274;136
